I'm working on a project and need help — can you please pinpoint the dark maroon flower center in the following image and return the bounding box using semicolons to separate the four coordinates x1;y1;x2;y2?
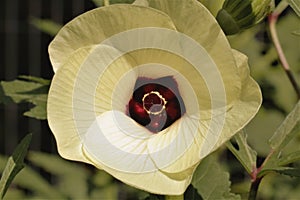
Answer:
127;76;185;133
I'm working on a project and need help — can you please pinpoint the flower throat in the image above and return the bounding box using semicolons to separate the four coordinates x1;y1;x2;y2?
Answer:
127;76;186;133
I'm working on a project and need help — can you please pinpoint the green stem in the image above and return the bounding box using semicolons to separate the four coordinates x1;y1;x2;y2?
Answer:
268;2;300;99
248;177;262;200
272;1;289;16
257;149;275;174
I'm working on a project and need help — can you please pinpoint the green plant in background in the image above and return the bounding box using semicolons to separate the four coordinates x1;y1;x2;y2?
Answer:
0;134;32;199
0;0;300;199
0;76;49;120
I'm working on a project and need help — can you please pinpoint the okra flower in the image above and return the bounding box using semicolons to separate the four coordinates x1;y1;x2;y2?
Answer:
47;0;262;195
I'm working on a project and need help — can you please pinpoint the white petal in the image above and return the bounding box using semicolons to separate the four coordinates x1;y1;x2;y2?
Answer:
82;110;157;173
83;150;193;195
146;109;229;174
147;115;202;173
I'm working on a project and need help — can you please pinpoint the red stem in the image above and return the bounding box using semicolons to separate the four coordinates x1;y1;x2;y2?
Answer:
268;13;300;99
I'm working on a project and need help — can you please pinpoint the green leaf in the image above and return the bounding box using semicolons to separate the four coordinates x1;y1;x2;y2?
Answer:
278;151;300;165
0;155;69;199
91;0;103;6
23;101;47;119
292;29;300;36
269;100;300;151
258;101;300;176
0;76;50;120
191;154;240;200
260;167;300;178
287;0;300;17
27;151;90;199
30;17;62;36
0;134;32;199
18;75;51;85
274;167;300;177
226;130;257;174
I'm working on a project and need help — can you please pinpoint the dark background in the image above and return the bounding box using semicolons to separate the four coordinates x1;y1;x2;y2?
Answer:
0;0;97;155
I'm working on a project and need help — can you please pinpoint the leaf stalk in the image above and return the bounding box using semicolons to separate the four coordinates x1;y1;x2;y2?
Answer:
268;1;300;99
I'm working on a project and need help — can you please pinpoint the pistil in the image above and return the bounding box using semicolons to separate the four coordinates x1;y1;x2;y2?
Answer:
127;76;185;133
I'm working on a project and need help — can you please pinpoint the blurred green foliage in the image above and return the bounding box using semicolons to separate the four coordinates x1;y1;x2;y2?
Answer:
30;18;62;37
0;151;148;199
227;8;300;200
0;76;49;120
0;134;32;199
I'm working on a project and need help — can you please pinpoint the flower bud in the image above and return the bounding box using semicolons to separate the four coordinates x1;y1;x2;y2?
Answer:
216;0;273;35
197;0;225;16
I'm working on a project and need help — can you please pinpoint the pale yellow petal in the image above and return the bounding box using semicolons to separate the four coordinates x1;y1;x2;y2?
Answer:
48;44;135;163
146;50;261;174
100;27;209;115
212;50;262;150
111;27;229;118
72;44;134;137
147;115;203;177
99;59;137;114
146;109;227;175
83;147;193;195
49;4;177;72
135;0;241;103
47;47;94;164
